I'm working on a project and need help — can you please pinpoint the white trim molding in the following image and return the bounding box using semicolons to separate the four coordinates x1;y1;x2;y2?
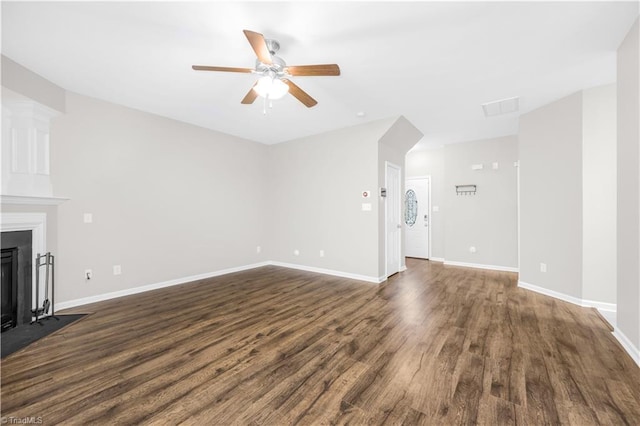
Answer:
1;194;69;205
269;261;383;284
429;257;445;262
518;280;584;305
518;280;619;331
56;260;384;311
582;298;617;327
444;260;519;273
517;281;638;364
56;262;271;311
612;328;640;367
1;212;47;309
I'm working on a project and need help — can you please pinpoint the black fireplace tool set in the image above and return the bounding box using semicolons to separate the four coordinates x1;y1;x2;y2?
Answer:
31;252;59;325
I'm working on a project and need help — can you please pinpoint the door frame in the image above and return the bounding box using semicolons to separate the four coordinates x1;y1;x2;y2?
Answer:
405;175;432;260
385;161;402;278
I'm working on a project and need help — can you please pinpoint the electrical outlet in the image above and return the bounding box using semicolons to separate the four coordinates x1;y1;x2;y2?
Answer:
294;250;300;256
540;263;547;273
319;250;325;258
469;246;477;253
84;269;92;280
113;265;122;275
256;246;261;254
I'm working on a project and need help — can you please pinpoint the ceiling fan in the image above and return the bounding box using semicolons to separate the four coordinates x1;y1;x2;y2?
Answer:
192;30;340;108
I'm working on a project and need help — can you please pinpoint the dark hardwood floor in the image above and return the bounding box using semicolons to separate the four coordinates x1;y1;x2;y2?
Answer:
1;259;639;425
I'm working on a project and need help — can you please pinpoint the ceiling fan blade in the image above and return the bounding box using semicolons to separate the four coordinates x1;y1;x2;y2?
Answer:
192;65;253;73
243;30;272;64
285;64;341;76
282;79;317;108
241;83;259;104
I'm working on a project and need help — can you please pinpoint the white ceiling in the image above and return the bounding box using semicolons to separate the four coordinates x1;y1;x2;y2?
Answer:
2;2;638;150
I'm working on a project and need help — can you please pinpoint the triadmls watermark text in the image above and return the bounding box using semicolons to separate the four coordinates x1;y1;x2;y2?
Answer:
1;417;44;424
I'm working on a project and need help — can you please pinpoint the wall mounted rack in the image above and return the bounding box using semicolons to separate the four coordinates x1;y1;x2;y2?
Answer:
456;184;477;196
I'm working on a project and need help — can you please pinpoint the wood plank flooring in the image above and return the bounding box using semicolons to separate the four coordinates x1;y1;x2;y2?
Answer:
1;259;639;425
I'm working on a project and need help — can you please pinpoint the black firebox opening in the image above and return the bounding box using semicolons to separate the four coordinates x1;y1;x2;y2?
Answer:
1;248;18;331
1;231;33;331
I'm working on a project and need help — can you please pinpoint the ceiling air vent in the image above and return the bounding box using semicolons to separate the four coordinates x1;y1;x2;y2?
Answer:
481;96;519;117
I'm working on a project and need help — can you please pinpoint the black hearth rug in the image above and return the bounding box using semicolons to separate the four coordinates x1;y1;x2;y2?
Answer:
1;314;86;358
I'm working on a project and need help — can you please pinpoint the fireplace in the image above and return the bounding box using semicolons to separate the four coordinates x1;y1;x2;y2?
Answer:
1;230;33;331
1;248;18;330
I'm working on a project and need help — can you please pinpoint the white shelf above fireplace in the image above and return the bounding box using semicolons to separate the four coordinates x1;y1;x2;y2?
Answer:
1;194;69;206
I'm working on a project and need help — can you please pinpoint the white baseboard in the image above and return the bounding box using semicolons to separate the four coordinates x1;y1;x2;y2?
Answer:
444;260;519;273
518;280;618;327
518;281;617;318
613;327;640;367
518;280;584;305
429;257;445;262
55;262;271;311
517;281;639;364
57;260;383;311
582;298;617;327
268;261;383;284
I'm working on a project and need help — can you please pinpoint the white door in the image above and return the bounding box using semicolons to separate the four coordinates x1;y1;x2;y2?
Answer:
405;177;430;259
386;162;402;277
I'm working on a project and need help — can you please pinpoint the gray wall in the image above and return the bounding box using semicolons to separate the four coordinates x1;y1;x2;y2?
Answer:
519;91;583;298
406;148;445;259
377;117;424;276
443;136;518;268
267;116;421;281
616;18;639;351
268;118;392;280
406;136;518;268
519;84;619;309
582;84;617;304
50;91;269;303
1;55;66;113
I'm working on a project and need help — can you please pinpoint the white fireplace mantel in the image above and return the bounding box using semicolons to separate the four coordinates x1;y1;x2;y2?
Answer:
1;194;69;206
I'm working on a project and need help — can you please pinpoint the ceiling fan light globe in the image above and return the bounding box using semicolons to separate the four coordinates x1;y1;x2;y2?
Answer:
254;76;289;100
270;78;290;99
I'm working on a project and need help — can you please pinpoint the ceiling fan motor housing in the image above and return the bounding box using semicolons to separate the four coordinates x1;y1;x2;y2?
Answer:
265;39;280;55
256;55;287;75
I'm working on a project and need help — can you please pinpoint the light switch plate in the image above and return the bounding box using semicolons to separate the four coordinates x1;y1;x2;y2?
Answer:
362;203;372;211
83;213;93;223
